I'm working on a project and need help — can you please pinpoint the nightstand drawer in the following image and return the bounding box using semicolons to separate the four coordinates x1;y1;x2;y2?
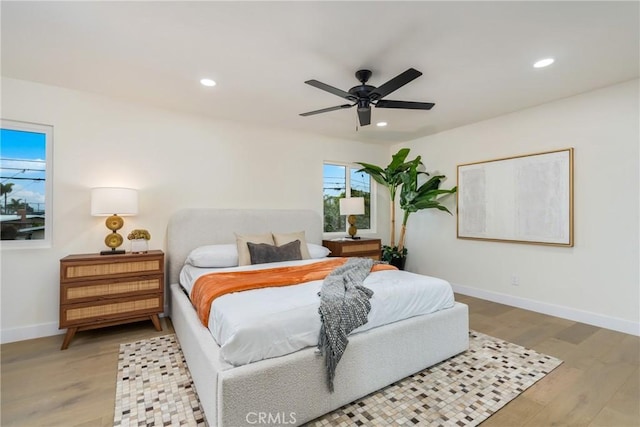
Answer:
61;275;163;304
61;256;163;282
340;242;380;254
60;295;163;327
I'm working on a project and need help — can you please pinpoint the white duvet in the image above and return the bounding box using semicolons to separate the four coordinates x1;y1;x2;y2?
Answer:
180;258;455;366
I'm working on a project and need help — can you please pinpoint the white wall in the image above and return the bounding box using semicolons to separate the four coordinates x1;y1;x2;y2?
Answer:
0;77;390;343
2;77;637;342
395;79;639;335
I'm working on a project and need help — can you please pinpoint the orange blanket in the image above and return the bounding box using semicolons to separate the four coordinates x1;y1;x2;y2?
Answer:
190;258;397;327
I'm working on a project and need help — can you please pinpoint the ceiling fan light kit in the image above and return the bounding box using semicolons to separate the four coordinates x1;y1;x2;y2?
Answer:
300;68;435;127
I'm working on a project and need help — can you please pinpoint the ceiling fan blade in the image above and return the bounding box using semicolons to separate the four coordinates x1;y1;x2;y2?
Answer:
375;100;435;110
299;104;353;117
357;107;371;126
368;68;422;101
305;80;357;101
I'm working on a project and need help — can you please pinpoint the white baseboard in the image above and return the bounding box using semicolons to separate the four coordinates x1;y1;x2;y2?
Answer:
1;312;168;345
1;321;64;344
452;283;640;337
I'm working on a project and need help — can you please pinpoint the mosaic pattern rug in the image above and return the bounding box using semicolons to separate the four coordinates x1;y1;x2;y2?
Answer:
114;331;562;426
113;334;206;426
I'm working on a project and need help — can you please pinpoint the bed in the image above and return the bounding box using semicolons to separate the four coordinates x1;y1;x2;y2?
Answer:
167;208;469;426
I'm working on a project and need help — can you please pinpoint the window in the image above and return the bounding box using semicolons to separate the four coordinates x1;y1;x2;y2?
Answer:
0;119;53;247
323;162;374;233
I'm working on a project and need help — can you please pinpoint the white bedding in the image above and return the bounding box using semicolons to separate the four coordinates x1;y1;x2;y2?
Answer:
180;258;455;366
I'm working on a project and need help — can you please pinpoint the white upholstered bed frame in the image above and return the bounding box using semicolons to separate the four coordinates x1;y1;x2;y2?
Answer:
167;208;469;426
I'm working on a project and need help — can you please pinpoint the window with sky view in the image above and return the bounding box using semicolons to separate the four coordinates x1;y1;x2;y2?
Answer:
323;162;373;233
1;120;52;244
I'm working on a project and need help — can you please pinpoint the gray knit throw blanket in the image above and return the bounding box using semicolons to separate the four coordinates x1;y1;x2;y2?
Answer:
317;257;375;392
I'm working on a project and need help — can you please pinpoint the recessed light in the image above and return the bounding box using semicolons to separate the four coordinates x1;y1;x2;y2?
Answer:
533;58;554;68
200;78;216;87
376;121;388;127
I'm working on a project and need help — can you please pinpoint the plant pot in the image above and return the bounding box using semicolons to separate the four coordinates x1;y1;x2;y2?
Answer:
130;239;148;254
389;256;406;270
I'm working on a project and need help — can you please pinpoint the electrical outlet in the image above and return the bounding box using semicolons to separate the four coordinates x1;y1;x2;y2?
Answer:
511;275;519;286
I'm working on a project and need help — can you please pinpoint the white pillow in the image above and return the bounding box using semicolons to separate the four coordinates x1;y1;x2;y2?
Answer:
308;243;331;259
185;244;238;268
273;231;311;259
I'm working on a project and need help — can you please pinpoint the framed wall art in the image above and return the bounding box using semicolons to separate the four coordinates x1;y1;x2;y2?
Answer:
457;148;573;246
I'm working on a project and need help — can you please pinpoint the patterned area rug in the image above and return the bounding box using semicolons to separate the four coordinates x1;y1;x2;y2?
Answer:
113;331;562;426
113;335;205;426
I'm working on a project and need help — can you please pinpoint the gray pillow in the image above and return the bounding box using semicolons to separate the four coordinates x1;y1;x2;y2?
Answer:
247;240;302;265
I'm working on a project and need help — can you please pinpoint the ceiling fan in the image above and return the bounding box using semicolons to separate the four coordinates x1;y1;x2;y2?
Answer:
300;68;435;127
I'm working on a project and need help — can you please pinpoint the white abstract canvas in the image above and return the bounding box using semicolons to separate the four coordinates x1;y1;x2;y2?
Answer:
457;148;573;246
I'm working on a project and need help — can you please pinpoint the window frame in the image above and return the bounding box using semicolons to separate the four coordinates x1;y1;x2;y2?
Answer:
0;119;53;249
323;161;376;236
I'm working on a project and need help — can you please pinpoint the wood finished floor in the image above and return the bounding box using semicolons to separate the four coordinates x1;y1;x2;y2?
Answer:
1;296;638;426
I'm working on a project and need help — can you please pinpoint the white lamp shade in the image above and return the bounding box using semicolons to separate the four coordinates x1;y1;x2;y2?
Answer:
91;187;138;216
339;197;365;215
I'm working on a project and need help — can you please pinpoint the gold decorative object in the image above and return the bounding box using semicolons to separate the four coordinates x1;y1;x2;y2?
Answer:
127;229;151;240
128;229;151;254
104;226;124;249
107;215;124;230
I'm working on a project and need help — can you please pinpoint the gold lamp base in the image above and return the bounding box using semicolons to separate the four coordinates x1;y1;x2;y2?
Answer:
347;214;359;239
101;214;126;255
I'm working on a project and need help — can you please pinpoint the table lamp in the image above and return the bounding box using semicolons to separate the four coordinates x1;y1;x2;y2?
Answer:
91;187;138;255
339;197;365;239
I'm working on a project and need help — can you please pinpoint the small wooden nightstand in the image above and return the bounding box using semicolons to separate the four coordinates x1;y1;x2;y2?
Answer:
322;238;382;260
59;250;164;350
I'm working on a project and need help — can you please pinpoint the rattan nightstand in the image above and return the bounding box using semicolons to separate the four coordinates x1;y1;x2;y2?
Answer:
322;238;382;260
59;250;164;350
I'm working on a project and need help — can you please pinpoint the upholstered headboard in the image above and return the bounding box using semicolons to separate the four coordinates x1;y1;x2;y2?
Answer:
166;208;323;286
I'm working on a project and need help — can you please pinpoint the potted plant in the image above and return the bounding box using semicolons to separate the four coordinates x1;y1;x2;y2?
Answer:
381;244;408;269
355;148;417;266
127;229;151;253
357;148;456;269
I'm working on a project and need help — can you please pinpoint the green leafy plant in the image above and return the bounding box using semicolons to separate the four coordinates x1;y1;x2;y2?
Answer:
357;148;456;263
355;148;416;247
381;244;408;263
127;229;151;240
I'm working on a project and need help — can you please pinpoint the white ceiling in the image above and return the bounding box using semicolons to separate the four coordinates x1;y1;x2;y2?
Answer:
2;1;638;144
